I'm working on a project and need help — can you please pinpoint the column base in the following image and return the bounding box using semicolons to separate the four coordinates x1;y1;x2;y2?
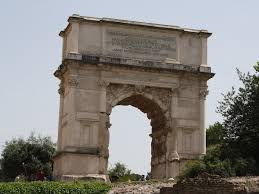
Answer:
53;150;108;181
57;174;110;182
166;159;190;178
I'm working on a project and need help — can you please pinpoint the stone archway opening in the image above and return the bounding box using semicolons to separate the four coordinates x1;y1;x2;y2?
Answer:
107;94;169;179
108;105;152;176
53;15;213;181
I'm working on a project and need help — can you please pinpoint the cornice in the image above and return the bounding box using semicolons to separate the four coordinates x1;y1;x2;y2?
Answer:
54;62;214;85
55;54;214;79
62;14;212;38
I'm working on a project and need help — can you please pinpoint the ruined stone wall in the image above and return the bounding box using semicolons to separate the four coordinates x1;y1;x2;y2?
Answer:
160;175;259;194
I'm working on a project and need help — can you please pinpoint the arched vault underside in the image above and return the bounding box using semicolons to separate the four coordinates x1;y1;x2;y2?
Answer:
106;84;172;178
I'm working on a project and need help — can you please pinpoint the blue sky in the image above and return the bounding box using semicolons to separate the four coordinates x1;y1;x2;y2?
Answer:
0;0;258;174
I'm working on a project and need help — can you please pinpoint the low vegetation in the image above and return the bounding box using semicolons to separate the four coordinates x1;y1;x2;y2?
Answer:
108;162;146;182
0;181;111;194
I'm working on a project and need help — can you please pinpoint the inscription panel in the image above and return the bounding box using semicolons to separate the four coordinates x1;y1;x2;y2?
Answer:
104;28;177;61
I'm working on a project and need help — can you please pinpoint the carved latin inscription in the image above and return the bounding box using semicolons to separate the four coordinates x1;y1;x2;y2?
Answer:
104;29;177;60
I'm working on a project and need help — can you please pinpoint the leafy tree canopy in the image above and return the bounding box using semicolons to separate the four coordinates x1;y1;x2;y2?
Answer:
206;122;224;147
180;62;259;179
1;133;56;181
108;162;143;182
217;62;259;174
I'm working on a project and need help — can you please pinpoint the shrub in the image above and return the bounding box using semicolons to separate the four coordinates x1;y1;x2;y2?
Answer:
178;160;206;180
108;162;144;182
0;181;111;194
178;145;234;180
179;145;257;180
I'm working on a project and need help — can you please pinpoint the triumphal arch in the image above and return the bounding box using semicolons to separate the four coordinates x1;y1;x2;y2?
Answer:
53;14;214;181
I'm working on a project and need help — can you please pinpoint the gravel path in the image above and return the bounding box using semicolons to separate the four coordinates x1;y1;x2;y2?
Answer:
108;181;175;194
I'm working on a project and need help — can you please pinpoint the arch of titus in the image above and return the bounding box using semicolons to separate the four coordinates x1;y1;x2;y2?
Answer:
53;14;214;181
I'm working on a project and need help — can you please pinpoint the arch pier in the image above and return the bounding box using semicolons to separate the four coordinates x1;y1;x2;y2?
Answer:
53;15;214;181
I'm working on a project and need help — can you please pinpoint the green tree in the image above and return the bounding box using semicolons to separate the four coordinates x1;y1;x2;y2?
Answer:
179;62;259;179
0;159;3;182
108;162;142;182
206;122;224;147
217;62;259;175
1;133;55;181
108;162;131;182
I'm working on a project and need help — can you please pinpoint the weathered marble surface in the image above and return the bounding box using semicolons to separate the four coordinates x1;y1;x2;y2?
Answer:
53;15;214;181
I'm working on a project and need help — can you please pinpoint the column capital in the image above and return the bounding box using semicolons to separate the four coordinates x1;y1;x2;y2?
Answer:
199;88;209;100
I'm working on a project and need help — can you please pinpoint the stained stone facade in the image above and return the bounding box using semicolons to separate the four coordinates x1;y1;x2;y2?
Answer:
53;14;214;181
